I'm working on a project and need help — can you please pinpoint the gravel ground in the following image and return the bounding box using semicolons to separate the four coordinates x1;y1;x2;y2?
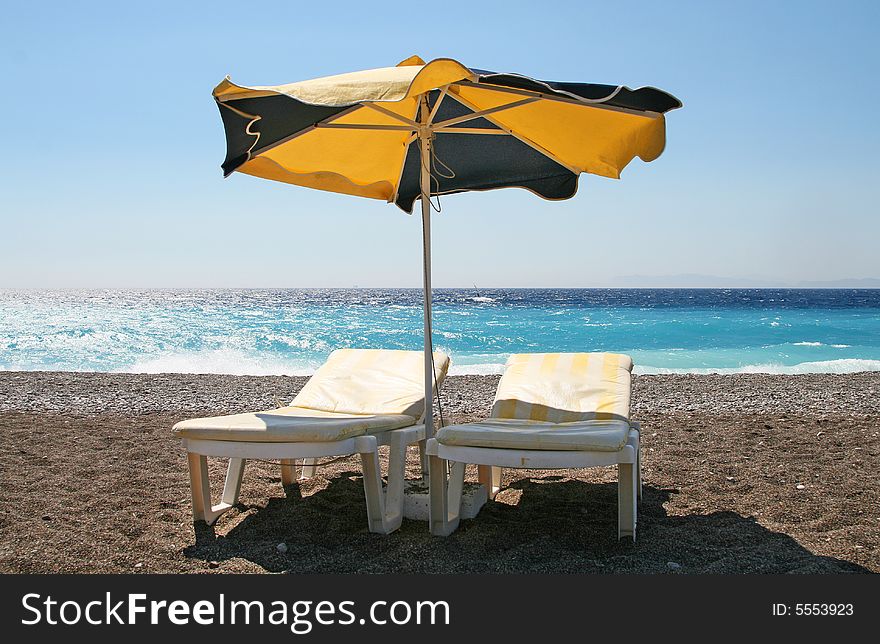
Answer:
2;371;879;417
0;371;878;574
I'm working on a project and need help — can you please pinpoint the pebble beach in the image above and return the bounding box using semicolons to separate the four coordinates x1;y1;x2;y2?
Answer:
1;371;878;573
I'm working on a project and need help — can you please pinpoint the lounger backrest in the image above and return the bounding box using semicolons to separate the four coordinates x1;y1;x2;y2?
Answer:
292;348;450;419
491;352;633;423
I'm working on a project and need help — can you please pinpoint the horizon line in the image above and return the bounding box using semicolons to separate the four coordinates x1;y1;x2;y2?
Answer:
2;285;880;291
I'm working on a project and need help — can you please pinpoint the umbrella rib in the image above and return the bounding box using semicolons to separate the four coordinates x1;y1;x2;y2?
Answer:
431;97;538;129
446;93;581;175
214;89;279;103
427;86;450;125
459;81;662;118
243;104;363;160
390;95;422;205
315;123;416;131
389;132;415;206
362;102;419;127
433;128;510;135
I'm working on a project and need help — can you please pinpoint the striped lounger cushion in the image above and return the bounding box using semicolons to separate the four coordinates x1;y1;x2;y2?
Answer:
436;352;633;451
173;348;450;443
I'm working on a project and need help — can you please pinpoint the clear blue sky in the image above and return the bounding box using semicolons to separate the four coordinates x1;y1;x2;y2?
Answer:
1;1;878;287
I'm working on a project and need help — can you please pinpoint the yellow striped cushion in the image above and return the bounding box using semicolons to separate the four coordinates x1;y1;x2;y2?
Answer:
436;418;630;451
490;352;633;423
173;406;415;443
291;348;450;419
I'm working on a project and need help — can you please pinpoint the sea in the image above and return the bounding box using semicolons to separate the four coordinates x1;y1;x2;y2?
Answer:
1;288;879;376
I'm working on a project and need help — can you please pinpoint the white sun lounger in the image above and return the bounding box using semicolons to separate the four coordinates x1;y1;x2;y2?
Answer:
427;352;641;540
173;348;450;534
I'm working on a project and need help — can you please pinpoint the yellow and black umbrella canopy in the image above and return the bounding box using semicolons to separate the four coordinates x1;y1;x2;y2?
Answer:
213;55;681;212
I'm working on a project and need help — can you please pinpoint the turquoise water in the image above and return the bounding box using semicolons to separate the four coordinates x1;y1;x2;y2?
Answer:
1;289;879;375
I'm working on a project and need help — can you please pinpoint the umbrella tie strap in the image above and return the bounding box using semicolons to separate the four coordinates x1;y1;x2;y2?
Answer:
431;146;456;180
420;138;456;214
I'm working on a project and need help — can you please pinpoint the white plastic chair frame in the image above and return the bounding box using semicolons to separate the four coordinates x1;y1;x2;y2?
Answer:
427;421;642;541
182;423;429;535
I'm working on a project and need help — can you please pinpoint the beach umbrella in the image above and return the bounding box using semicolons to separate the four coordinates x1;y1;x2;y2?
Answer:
212;55;680;440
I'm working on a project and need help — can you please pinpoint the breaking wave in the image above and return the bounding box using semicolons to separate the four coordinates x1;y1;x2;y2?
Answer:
634;359;880;375
114;354;880;377
118;349;317;376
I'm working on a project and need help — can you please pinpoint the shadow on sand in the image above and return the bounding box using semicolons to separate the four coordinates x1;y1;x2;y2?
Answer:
184;471;870;574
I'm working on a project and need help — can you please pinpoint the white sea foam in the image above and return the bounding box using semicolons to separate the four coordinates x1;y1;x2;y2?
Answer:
15;349;880;378
110;351;880;378
791;342;851;348
634;359;880;376
264;334;329;351
118;349;317;376
122;353;513;377
451;358;880;376
448;363;507;376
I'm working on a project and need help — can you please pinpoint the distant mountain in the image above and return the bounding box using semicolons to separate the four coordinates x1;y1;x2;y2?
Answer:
796;278;880;288
610;274;880;288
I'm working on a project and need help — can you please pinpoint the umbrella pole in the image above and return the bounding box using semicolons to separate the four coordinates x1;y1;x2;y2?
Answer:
419;110;435;441
420;103;456;534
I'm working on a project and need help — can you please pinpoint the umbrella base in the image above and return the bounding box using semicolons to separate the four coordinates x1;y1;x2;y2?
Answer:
402;478;487;522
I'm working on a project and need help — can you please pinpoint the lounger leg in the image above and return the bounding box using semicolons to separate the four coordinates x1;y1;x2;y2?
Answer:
478;465;502;499
418;440;429;481
449;460;466;509
636;441;643;502
429;456;449;535
630;425;643;502
187;452;210;522
360;448;386;534
221;458;246;506
618;462;637;541
186;452;235;526
384;434;407;527
358;435;404;534
280;459;297;486
300;457;318;480
429;455;463;536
